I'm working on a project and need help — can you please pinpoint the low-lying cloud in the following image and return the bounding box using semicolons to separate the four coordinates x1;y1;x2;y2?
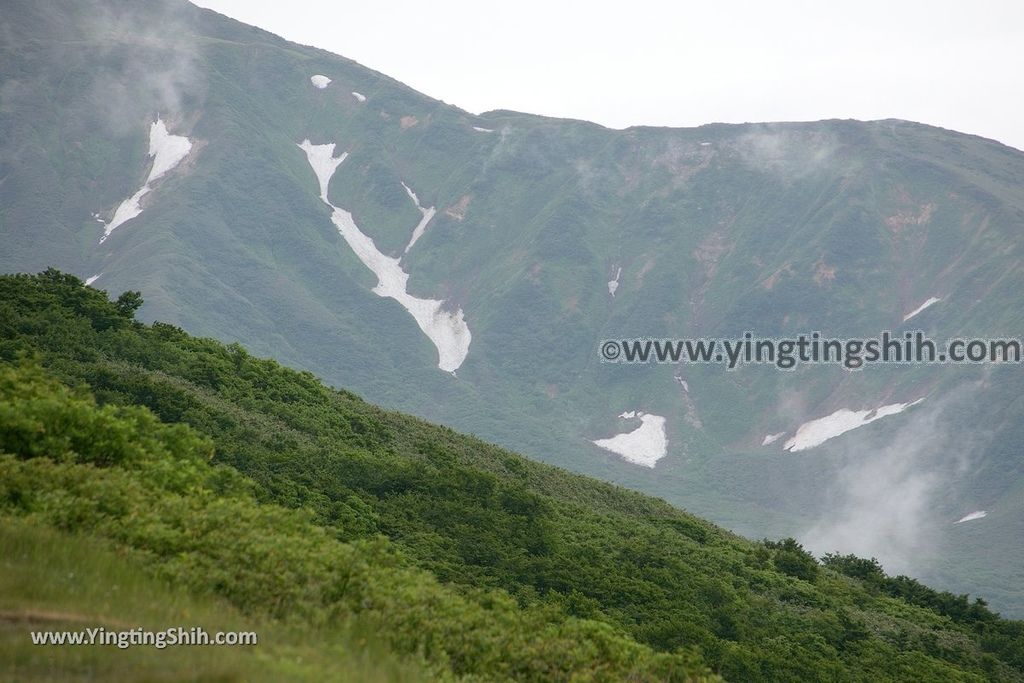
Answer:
801;381;985;577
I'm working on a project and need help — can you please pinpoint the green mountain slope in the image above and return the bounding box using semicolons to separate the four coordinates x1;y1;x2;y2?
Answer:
1;0;1023;617
0;519;435;683
1;270;1022;681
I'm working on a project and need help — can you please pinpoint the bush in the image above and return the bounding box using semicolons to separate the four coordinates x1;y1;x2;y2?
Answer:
764;538;819;583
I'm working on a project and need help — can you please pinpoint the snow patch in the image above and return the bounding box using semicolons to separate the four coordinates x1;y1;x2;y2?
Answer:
103;187;149;238
84;274;102;286
146;120;192;183
310;75;331;89
351;91;366;102
607;266;622;296
674;375;689;392
761;432;785;446
472;126;494;133
297;140;347;202
101;119;191;243
401;182;437;254
593;411;668;468
954;510;987;524
903;296;941;322
298;140;471;373
783;398;924;452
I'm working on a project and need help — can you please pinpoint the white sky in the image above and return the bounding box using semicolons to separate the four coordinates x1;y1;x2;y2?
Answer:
192;0;1024;151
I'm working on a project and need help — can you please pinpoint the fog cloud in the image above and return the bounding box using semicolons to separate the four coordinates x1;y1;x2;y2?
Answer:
79;1;205;133
801;381;985;577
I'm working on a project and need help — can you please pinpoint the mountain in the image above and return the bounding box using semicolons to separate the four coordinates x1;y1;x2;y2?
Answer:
2;270;1024;682
2;0;1023;619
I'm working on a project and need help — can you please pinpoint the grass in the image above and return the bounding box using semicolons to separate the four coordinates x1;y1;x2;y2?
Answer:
0;517;433;683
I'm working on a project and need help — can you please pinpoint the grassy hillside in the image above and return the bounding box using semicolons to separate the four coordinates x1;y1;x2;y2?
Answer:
0;519;431;683
3;0;1023;617
0;270;1021;681
0;329;710;681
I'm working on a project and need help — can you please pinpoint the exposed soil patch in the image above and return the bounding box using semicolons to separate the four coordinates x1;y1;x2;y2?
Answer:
445;194;471;221
813;257;836;285
885;202;935;233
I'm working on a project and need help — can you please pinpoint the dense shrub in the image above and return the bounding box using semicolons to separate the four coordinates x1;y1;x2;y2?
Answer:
1;271;1022;682
0;361;711;682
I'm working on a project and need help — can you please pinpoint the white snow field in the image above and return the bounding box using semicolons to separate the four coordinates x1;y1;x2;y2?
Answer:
472;126;494;133
102;186;149;240
351;91;366;102
298;140;471;373
84;274;102;286
401;182;437;254
298;140;347;201
592;411;668;468
146;120;192;183
782;398;924;452
903;296;941;322
761;432;785;446
310;74;331;89
101;119;192;243
954;511;987;524
608;266;622;296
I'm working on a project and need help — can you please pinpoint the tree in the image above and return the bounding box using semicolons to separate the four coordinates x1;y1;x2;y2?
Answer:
115;291;144;317
765;538;819;582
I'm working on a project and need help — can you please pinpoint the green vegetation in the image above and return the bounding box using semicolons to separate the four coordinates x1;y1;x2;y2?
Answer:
0;270;1022;681
4;0;1024;622
0;339;709;680
0;518;432;683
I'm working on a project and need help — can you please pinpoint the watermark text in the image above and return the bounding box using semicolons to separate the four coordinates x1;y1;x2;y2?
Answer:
599;332;1022;369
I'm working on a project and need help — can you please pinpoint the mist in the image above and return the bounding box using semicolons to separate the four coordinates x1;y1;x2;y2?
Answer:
0;1;205;139
801;381;987;577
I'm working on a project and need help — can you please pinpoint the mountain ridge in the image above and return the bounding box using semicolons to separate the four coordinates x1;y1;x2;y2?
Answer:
2;0;1023;618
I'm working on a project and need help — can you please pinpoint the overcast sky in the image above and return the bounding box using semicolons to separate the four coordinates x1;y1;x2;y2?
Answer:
192;0;1024;151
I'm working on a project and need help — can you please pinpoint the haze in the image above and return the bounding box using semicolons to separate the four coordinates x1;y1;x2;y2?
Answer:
191;0;1024;151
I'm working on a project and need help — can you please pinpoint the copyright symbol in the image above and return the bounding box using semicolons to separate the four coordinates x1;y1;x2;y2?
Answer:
601;341;621;361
